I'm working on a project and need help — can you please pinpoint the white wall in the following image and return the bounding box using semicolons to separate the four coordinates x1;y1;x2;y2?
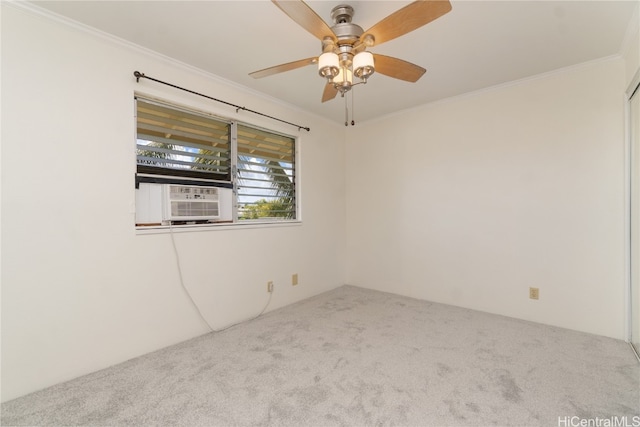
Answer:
622;2;640;346
1;4;346;402
622;3;640;90
346;58;627;340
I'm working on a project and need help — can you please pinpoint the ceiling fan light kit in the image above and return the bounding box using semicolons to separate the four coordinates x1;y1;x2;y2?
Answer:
318;52;339;79
318;50;374;94
353;52;375;79
250;0;452;123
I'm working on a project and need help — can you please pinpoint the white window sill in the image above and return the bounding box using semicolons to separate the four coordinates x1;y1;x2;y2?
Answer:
135;220;302;235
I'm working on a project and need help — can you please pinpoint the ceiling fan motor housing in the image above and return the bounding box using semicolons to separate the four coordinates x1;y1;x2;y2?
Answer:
331;5;354;24
330;4;364;48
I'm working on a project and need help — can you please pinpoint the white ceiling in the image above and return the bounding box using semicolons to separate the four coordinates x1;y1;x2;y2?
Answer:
31;0;638;125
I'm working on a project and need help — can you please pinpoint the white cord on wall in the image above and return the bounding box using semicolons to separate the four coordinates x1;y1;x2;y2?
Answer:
168;222;273;333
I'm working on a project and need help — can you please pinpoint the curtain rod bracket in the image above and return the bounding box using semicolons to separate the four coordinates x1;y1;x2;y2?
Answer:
133;70;310;132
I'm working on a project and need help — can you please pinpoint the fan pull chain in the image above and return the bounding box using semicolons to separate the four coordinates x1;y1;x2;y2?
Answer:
351;88;355;126
344;90;356;126
344;93;349;126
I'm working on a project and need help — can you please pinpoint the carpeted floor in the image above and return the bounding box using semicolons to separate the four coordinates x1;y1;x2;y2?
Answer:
2;285;639;426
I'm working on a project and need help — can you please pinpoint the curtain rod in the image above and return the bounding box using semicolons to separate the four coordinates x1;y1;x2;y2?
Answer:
133;71;310;132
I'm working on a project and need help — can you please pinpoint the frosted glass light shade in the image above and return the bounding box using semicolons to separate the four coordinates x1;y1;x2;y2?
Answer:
333;67;353;86
318;52;339;78
353;51;374;79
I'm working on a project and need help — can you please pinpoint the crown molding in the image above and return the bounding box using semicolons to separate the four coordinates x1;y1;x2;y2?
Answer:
3;0;343;130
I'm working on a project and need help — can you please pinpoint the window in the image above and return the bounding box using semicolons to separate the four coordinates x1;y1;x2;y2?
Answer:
237;124;296;220
136;98;231;183
135;97;297;226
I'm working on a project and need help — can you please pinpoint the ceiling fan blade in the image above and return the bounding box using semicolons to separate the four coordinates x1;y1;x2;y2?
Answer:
322;82;338;103
249;57;318;79
373;54;426;83
363;0;451;47
272;0;336;42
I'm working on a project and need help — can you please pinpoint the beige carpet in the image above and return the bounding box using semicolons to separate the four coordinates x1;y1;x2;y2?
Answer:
2;285;639;426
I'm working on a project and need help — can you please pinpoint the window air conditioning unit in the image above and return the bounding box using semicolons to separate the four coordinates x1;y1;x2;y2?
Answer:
163;184;219;222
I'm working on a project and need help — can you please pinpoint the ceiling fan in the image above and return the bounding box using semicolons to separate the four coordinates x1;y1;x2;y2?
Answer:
249;0;452;104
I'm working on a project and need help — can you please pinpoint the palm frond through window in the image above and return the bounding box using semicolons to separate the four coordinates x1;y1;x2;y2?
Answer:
237;125;295;220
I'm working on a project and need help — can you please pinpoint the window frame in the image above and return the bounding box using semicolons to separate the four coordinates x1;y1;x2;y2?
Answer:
236;123;297;222
134;95;300;229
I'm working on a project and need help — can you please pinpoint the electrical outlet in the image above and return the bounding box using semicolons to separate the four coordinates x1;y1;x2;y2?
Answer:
292;273;298;286
267;281;274;293
529;287;539;300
